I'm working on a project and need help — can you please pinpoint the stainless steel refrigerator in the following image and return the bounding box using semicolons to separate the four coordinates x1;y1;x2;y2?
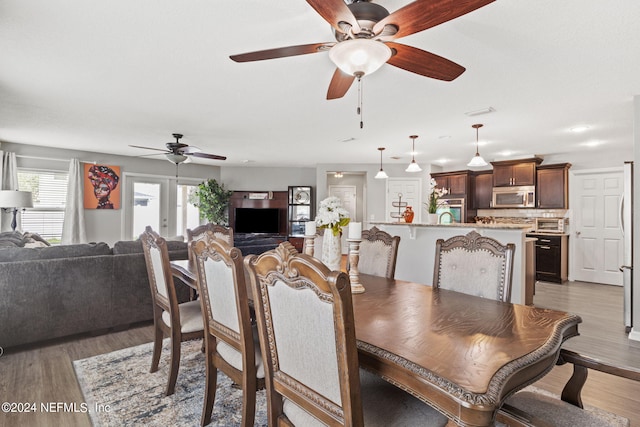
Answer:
622;161;633;333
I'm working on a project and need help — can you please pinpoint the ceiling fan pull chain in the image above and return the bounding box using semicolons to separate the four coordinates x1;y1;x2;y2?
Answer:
357;75;363;129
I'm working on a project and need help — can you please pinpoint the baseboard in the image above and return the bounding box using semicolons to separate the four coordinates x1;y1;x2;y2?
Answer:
628;327;640;342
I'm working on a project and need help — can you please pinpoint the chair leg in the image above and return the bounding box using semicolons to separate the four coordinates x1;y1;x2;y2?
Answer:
241;370;257;427
150;323;163;373
165;334;181;396
201;345;218;427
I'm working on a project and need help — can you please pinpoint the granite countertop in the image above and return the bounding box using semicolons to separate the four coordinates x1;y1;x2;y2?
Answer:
371;221;533;230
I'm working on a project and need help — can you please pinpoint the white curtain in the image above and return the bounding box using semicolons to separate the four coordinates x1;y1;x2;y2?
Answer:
1;151;19;232
61;158;87;244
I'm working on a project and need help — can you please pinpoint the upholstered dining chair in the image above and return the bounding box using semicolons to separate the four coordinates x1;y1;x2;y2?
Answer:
433;230;515;302
191;238;264;427
244;242;449;427
357;226;400;279
498;348;640;427
140;226;204;396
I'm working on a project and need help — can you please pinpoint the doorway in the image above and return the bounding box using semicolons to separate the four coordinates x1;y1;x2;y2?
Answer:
570;168;624;285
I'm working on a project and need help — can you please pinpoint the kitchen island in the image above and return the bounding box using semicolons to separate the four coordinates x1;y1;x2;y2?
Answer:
370;222;532;305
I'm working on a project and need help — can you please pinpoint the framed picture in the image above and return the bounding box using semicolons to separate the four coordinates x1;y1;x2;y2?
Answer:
84;164;121;209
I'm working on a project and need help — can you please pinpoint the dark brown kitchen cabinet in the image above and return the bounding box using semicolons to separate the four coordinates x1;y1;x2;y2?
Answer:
526;233;568;283
472;170;493;209
431;171;470;197
491;158;542;187
537;163;571;209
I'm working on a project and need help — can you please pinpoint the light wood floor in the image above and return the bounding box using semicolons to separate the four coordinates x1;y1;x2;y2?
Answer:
1;281;638;427
532;280;640;426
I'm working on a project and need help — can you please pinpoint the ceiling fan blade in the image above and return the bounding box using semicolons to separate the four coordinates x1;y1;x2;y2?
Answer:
326;68;355;100
306;0;360;34
188;152;227;161
129;144;169;152
386;42;465;81
230;42;334;62
373;0;495;40
179;145;201;154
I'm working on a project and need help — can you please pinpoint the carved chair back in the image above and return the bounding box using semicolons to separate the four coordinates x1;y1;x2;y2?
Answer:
358;226;401;279
186;223;234;264
141;226;181;323
433;230;515;302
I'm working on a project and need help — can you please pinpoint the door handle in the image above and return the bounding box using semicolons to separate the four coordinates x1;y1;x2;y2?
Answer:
620;265;632;272
539;245;551;250
575;231;581;236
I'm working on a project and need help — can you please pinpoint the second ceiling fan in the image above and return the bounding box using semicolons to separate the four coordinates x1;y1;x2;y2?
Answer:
230;0;495;100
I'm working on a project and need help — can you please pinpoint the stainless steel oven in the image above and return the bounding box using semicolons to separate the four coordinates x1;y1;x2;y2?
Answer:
492;186;536;208
436;198;465;223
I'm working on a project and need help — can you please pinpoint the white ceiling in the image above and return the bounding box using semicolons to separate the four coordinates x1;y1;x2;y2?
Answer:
1;1;640;169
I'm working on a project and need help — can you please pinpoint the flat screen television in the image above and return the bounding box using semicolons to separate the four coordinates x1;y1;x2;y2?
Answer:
234;207;281;234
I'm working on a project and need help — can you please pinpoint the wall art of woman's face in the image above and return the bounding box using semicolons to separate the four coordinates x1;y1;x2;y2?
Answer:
88;165;120;209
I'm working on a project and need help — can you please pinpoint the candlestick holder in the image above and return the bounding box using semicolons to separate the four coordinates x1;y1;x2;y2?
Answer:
347;238;365;294
303;234;316;257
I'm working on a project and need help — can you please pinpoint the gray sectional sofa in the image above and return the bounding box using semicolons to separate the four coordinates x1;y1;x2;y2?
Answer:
0;233;189;348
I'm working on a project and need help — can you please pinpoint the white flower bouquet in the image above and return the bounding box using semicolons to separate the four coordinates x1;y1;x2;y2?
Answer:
316;196;350;236
425;178;448;214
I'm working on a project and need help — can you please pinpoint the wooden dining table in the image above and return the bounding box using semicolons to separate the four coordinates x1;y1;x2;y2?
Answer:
170;259;581;427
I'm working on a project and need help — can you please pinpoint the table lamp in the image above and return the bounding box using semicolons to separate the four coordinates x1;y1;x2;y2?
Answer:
0;190;34;231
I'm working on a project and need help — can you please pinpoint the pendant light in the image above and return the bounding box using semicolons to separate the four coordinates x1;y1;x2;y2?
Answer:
375;147;388;179
467;123;488;167
405;135;422;172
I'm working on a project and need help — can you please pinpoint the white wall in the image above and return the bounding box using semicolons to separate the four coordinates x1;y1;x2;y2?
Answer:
221;166;315;191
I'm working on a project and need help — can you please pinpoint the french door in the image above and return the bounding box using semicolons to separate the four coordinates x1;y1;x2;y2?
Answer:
123;176;170;239
122;174;202;240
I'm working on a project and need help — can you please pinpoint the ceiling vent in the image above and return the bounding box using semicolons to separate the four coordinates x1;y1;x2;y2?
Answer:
464;107;495;117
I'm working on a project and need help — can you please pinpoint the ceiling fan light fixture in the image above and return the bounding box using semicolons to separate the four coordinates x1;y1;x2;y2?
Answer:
405;135;422;173
165;152;188;164
467;124;488;167
329;39;391;76
375;147;388;179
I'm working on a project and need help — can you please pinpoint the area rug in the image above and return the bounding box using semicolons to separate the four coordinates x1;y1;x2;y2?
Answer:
73;339;267;426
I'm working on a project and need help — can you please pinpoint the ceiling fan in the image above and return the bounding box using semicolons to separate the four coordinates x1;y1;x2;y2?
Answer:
129;133;227;165
230;0;495;100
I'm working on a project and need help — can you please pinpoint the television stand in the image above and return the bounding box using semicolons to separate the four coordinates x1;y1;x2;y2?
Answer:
234;233;287;255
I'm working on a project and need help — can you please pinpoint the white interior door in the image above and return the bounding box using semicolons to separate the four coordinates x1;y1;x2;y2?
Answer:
571;169;624;285
328;185;356;255
328;185;357;221
386;178;422;223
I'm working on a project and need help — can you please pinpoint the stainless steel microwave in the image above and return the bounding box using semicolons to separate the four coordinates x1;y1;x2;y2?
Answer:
492;186;535;208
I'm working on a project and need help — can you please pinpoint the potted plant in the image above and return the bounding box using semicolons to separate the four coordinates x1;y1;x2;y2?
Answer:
425;178;448;223
190;179;233;225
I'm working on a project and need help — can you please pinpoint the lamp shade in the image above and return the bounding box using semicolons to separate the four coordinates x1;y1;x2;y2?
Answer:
375;169;389;179
329;39;392;76
0;190;34;208
405;160;422;172
467;153;488;167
